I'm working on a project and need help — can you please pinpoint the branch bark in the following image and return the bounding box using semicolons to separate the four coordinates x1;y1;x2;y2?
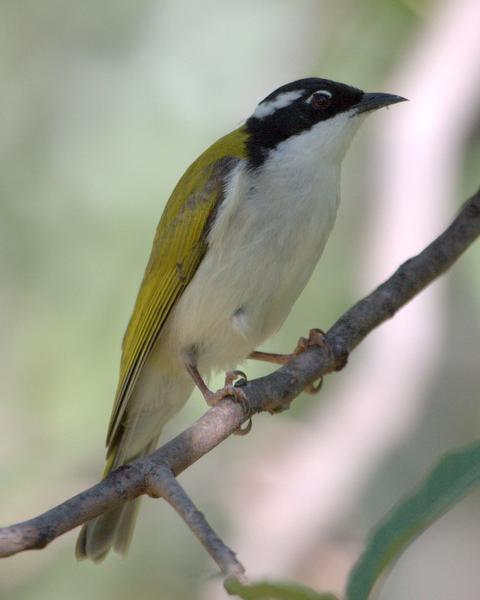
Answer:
0;189;478;577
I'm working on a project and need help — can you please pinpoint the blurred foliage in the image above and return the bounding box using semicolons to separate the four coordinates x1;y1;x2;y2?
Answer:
346;440;480;599
228;439;480;599
0;1;479;600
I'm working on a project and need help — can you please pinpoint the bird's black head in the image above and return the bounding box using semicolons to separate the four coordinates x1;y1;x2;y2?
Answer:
245;77;406;168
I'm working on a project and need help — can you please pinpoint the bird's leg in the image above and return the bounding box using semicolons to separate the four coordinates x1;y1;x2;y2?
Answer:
249;328;328;364
184;363;252;435
249;328;328;394
248;351;290;365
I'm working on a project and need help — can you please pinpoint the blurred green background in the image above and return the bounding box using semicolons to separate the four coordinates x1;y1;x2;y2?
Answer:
1;1;479;599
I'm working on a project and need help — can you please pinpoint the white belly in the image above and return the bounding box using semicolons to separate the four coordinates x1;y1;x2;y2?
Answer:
164;154;341;375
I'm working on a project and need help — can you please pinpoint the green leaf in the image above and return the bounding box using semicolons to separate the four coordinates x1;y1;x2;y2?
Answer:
347;440;480;599
225;579;338;600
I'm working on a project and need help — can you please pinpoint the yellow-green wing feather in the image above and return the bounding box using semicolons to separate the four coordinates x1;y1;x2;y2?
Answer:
106;127;248;450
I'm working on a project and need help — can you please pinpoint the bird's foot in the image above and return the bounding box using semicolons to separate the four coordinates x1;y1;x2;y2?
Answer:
205;371;251;436
185;363;252;435
204;370;247;408
249;328;329;395
293;329;329;394
203;370;252;436
293;328;328;356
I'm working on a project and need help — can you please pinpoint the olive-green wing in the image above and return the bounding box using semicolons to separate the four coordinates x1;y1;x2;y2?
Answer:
106;128;248;449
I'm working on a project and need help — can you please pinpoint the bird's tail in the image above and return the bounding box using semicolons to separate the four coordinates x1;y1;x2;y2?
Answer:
75;373;194;563
75;437;158;563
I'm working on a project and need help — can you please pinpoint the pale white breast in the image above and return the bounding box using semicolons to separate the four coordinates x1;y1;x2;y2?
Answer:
164;119;346;375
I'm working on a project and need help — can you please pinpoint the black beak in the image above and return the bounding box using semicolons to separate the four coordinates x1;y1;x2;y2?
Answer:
354;92;408;114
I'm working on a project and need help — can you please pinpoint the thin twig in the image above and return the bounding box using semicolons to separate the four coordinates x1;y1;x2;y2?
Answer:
0;189;478;566
147;462;246;581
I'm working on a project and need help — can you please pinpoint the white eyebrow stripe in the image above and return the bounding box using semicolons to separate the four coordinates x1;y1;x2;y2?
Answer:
253;90;304;119
306;90;332;103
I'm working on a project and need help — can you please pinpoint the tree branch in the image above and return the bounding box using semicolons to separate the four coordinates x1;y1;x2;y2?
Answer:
0;190;478;578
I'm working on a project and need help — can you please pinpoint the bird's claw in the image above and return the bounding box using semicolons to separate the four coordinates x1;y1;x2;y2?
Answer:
293;328;328;355
233;416;252;436
225;369;248;387
304;378;324;395
206;370;252;436
293;329;330;395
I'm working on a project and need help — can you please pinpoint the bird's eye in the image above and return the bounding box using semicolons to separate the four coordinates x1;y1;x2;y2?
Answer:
309;91;332;110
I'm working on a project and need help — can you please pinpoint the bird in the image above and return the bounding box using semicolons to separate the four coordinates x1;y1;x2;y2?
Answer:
76;77;406;562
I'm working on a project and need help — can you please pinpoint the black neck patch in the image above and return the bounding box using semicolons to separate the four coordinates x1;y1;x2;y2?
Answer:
245;78;364;169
